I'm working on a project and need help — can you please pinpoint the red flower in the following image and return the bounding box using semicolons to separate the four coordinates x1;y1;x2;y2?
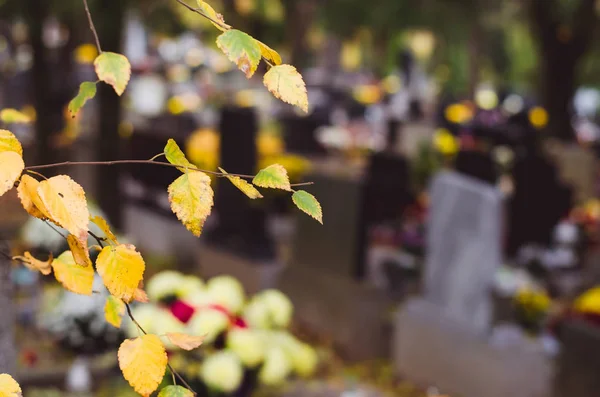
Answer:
170;300;196;324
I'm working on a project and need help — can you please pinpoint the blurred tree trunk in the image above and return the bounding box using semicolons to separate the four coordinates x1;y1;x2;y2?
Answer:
0;239;16;374
94;0;126;229
529;0;598;141
283;0;316;68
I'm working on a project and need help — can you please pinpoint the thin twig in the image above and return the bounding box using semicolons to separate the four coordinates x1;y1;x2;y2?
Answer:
290;182;314;187
44;221;67;240
125;303;196;394
0;250;12;260
148;153;166;162
82;0;102;53
25;169;48;180
88;231;105;248
25;160;255;179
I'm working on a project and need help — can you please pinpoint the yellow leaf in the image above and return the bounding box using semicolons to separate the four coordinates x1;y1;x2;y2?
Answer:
0;108;31;124
256;40;282;65
0;373;22;397
67;234;92;267
0;129;23;155
38;175;89;243
94;52;131;96
12;251;52;275
165;332;205;351
51;251;94;295
118;335;167;397
252;164;291;191
164;139;195;173
90;215;118;244
196;0;231;31
263;64;308;113
105;295;126;328
216;29;262;78
133;288;149;303
168;171;214;237
17;175;48;219
218;167;262;199
0;151;24;198
96;244;146;302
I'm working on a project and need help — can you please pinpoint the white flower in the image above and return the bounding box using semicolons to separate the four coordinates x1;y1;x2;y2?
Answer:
200;351;244;393
184;290;214;308
243;298;271;329
187;309;229;343
206;276;245;314
176;275;205;299
259;289;293;328
147;271;186;301
289;342;317;377
227;328;265;367
259;346;291;386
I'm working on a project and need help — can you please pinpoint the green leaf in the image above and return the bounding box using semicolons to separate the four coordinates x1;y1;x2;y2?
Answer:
253;164;291;191
158;385;195;397
292;190;323;224
219;167;263;199
68;82;97;117
216;29;262;78
94;52;131;96
0;108;31;124
263;64;308;113
105;295;125;328
164;139;195;173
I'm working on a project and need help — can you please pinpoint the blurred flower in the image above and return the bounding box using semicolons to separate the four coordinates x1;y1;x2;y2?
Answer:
574;287;600;315
227;328;265;367
341;40;362;71
515;288;551;313
74;43;98;65
492;145;514;167
187;309;230;343
289;341;318;377
258;289;293;328
206;276;246;314
176;275;205;300
170;300;196;324
433;128;459;156
259;346;292;386
475;88;498;110
257;133;284;158
529;107;548;129
201;351;244;393
381;74;402;95
444;103;473;124
146;271;186;301
243;297;271;329
352;85;382;105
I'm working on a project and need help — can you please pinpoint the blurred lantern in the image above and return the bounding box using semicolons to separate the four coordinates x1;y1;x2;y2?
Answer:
235;0;255;15
574;287;600;315
528;106;548;129
444;103;473;124
381;74;402;94
74;43;99;65
408;30;435;60
167;97;187;115
128;74;167;117
433;128;459;156
352;85;382;105
475;87;499;110
257;132;284;158
502;94;524;115
341;40;362;71
186;128;220;171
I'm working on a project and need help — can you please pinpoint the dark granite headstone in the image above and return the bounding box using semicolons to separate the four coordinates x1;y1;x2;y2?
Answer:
205;106;274;260
281;109;329;155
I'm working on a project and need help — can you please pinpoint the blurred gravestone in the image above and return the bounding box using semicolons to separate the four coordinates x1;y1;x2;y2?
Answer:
551;144;596;204
455;149;498;185
281;109;329;156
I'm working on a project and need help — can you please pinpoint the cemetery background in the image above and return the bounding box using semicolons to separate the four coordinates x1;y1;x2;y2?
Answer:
2;0;600;396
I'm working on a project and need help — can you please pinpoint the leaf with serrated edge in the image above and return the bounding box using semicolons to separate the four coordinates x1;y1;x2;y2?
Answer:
0;129;23;155
168;171;214;237
90;215;118;244
68;82;97;116
263;64;308;113
37;175;89;242
13;251;52;275
51;251;94;295
118;335;167;397
105;295;125;328
256;40;282;65
17;175;48;219
196;0;230;31
158;385;195;397
216;29;262;78
96;244;145;302
219;167;262;199
165;333;205;351
94;52;131;96
292;190;323;224
0;373;22;397
67;234;92;267
164;139;195;173
0;151;24;198
0;108;31;124
133;288;149;303
252;164;291;191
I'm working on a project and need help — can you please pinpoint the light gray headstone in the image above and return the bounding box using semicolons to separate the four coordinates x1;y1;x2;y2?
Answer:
424;171;503;333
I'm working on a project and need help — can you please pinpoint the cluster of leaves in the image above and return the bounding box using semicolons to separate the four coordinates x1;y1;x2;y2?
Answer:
0;1;320;395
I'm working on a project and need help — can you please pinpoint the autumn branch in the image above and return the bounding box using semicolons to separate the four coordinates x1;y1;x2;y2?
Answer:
82;0;103;53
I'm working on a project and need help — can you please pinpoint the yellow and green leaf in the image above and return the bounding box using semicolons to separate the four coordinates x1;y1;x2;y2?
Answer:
68;82;97;117
158;385;194;397
196;0;231;31
168;171;214;237
118;335;168;397
164;139;195;173
292;190;323;224
263;64;308;113
0;108;31;124
96;244;145;302
105;295;125;328
219;167;262;199
216;29;262;78
94;52;131;96
0;129;23;155
252;164;291;191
